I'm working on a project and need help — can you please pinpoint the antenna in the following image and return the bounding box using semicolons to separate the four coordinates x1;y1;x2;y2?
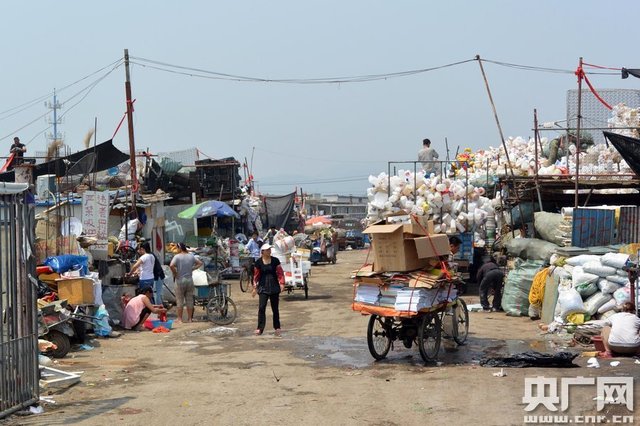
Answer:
45;89;64;145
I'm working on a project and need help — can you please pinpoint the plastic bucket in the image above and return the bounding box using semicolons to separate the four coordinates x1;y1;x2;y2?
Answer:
591;336;605;352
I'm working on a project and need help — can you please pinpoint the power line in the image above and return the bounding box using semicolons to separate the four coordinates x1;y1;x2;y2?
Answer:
130;56;477;84
0;58;123;121
259;175;368;186
254;147;385;164
0;63;123;144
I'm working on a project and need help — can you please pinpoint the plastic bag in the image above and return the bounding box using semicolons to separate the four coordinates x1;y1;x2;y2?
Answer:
574;281;598;299
583;292;612;316
565;255;602;267
534;212;570;246
613;286;630;305
606;275;629;286
502;259;544;316
505;238;559;261
557;285;586;319
94;305;112;337
597;298;617;314
600;253;629;269
571;266;599;288
597;278;622;294
582;261;616;278
43;255;89;275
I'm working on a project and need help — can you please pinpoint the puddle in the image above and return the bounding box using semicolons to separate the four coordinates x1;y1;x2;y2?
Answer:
290;335;567;368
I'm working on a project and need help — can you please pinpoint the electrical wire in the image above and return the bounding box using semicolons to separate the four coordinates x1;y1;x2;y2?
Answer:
0;58;123;121
481;58;618;75
0;63;122;144
130;56;477;84
258;175;368;186
254;147;385;164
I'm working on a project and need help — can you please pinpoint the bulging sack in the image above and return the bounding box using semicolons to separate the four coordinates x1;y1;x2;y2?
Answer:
565;255;601;267
582;261;616;278
600;253;629;269
557;285;586;319
583;292;612;316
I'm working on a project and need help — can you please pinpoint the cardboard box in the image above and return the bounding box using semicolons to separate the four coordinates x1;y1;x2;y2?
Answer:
56;278;95;305
414;234;451;259
363;223;430;272
383;211;433;236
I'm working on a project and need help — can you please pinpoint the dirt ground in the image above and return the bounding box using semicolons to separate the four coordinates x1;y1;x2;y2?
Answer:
5;250;638;426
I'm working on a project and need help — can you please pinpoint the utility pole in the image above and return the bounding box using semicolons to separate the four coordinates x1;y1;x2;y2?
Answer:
574;57;583;209
124;49;137;212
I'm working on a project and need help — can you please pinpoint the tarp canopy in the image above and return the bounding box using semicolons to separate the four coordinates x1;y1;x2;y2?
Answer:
0;139;130;182
305;216;332;225
603;131;640;177
263;192;296;230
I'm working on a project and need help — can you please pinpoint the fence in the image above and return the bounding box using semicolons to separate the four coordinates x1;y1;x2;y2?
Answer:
0;184;38;419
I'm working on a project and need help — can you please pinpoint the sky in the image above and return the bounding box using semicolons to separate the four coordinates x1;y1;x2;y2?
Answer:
2;1;639;196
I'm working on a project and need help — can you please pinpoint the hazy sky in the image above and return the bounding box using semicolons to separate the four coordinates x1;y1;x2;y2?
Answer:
2;1;638;195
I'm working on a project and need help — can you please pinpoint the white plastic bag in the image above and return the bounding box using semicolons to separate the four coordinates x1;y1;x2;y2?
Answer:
557;285;586;319
597;278;622;294
600;253;629;269
583;292;612;316
597;298;617;314
582;261;616;278
613;286;630;305
606;275;629;286
565;255;602;267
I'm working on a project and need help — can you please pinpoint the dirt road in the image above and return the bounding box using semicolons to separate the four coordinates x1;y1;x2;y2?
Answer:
6;250;636;425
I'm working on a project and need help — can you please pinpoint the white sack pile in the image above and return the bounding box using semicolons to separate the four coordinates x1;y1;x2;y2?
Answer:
366;170;496;246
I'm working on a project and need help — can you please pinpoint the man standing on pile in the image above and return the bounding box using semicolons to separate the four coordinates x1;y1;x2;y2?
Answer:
9;136;26;168
476;255;504;312
544;132;594;166
418;138;439;176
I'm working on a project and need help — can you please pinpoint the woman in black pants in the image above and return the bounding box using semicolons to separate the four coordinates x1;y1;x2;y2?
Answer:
252;243;285;336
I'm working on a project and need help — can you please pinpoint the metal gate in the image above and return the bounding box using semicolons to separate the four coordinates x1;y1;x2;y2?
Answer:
0;183;38;418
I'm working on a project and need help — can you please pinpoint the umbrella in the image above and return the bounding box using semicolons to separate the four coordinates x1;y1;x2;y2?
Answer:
178;200;240;220
305;216;332;226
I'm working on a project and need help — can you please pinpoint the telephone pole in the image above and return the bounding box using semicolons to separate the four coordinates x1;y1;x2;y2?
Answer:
124;49;137;211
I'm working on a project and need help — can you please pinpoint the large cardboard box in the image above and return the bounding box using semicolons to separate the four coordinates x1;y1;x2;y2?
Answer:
363;223;430;272
414;234;451;259
56;278;95;305
383;210;434;236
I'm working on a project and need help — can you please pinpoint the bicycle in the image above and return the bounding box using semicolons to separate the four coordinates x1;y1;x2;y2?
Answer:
195;281;237;325
238;257;255;293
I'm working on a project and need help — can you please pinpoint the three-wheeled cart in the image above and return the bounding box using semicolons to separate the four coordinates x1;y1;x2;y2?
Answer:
283;252;310;299
353;279;469;363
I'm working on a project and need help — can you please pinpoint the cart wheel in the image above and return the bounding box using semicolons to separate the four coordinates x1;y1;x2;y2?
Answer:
207;297;237;325
417;314;441;363
239;268;250;293
331;256;336;264
44;330;71;358
452;299;469;345
367;315;391;360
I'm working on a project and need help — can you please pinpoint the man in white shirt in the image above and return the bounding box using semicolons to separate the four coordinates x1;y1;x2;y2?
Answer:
601;302;640;357
418;138;439;176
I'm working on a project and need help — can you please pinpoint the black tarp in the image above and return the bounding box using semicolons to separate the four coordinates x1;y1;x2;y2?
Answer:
263;192;296;231
480;351;578;368
0;139;130;182
603;131;640;177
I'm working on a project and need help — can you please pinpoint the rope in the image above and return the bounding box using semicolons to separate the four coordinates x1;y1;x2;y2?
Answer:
575;66;612;110
582;62;621;71
528;267;550;307
111;99;136;140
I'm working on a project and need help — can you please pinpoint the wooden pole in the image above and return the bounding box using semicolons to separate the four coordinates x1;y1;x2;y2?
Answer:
533;109;544;212
476;55;525;232
575;57;584;209
124;49;137;212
